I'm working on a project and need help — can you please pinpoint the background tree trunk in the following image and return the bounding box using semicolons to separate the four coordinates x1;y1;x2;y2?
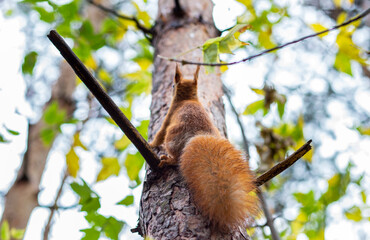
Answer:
139;0;250;238
0;0;109;235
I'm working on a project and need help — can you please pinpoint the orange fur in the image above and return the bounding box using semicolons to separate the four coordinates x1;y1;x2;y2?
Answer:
150;65;259;229
180;135;259;230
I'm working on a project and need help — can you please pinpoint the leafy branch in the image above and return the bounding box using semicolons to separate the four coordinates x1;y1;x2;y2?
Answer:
159;8;370;66
86;0;152;37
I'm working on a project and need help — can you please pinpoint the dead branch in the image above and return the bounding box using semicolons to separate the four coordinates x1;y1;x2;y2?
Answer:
47;30;160;171
256;140;312;187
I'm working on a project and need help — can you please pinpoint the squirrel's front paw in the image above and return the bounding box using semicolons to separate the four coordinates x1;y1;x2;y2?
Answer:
158;155;177;168
148;141;156;148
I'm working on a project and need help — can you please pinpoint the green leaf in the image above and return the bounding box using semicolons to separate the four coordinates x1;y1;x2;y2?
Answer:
97;157;121;182
81;228;100;240
203;41;219;73
22;51;38;75
219;24;249;54
124;70;152;96
117;195;134;206
1;221;10;240
5;128;19;136
34;6;55;23
103;217;124;240
71;180;101;212
10;228;25;240
81;197;101;212
124;153;144;181
334;51;352;76
277;101;285;119
58;0;79;23
345;206;363;222
66;148;79;178
40;127;56;146
356;126;370;135
0;134;10;143
70;180;95;200
43;101;67;125
85;212;107;226
243;99;264;115
136;120;150;140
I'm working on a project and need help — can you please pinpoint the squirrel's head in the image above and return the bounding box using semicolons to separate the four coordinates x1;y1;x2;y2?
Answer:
173;64;200;100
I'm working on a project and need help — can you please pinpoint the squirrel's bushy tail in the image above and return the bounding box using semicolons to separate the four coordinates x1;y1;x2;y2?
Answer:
180;135;259;230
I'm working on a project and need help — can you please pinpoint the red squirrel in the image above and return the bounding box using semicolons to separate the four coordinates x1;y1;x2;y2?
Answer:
150;65;259;230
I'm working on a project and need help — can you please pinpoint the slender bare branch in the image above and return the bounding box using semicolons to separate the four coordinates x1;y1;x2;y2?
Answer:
223;85;280;240
256;140;312;187
47;30;160;171
43;170;68;240
86;0;152;36
257;191;281;240
158;8;370;66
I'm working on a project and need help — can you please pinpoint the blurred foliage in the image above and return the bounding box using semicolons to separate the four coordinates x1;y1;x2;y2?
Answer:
0;221;25;240
2;0;370;239
71;180;125;240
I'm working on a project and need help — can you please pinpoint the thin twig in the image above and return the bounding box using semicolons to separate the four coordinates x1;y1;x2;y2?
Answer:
43;170;68;240
223;85;250;156
257;191;281;240
39;204;78;210
256;140;312;187
158;8;370;66
47;30;160;170
224;85;280;240
86;0;152;36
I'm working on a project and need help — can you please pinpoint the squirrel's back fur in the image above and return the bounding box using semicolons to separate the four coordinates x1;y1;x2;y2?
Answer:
180;134;259;230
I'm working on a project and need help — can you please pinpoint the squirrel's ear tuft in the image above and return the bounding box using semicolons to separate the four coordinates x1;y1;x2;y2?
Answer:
193;65;200;84
175;64;182;84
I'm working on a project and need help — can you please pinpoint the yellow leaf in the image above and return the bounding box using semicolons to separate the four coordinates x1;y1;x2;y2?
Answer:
251;88;265;95
97;157;121;182
135;58;152;70
361;191;367;203
345;206;363;222
114;135;131;150
333;0;341;7
132;2;152;28
309;23;329;38
258;29;276;49
337;12;347;24
310;229;325;240
98;69;112;84
220;62;228;73
347;0;354;4
73;132;87;150
85;55;97;70
66;148;79;178
295;139;313;162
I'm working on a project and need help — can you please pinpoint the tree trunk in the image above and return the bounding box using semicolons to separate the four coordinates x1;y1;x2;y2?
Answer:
138;0;250;239
0;1;108;235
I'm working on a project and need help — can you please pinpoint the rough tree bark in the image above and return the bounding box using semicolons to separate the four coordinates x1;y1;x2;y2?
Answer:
0;0;108;235
138;0;250;239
